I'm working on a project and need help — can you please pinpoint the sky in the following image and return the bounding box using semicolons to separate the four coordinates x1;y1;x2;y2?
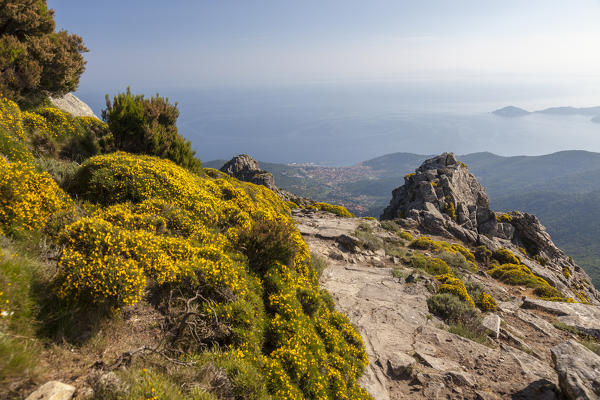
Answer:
48;0;600;92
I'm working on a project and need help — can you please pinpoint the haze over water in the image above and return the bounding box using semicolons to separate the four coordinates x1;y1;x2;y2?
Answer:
78;79;600;166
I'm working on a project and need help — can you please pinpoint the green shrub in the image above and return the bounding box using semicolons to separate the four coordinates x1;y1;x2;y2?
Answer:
436;250;477;273
534;254;549;266
435;274;475;307
493;248;521;265
488;263;544;287
310;252;328;278
404;253;452;276
103;88;202;172
0;1;87;106
238;219;298;275
399;231;414;241
427;293;477;323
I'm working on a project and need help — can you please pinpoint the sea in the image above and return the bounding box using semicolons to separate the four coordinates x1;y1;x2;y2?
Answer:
76;79;600;166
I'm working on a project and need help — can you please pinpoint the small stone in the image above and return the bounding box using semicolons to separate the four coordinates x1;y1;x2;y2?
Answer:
26;381;76;400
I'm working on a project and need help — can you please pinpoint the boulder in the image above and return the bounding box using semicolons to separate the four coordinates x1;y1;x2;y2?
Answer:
49;93;97;118
551;340;600;399
26;381;76;400
481;313;501;339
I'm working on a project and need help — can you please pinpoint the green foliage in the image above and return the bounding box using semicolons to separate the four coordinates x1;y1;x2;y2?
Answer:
103;88;202;172
54;152;370;399
310;252;328;278
0;249;41;385
0;0;87;106
427;293;477;324
493;248;521;265
309;202;354;217
435;273;475;307
238;219;298;275
403;253;452;276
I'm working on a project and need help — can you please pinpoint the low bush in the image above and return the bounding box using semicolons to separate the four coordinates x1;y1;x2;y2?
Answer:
427;293;477;323
477;292;497;311
435;274;476;307
496;213;513;223
310;202;354;218
488;263;546;287
493;248;521;265
310;252;328;278
404;253;452;276
0;158;72;234
238;219;298;275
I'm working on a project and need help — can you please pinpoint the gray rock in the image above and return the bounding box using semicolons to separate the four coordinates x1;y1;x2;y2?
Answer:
551;340;600;399
220;154;314;206
522;299;600;338
380;152;599;305
381;351;416;380
481;314;501;339
49;93;97;118
26;381;76;400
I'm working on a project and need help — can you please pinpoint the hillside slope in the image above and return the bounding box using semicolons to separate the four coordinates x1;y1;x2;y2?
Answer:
207;151;600;287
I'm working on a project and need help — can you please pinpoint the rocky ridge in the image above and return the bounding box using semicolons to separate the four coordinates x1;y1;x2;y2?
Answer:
381;152;599;305
290;152;600;399
220;154;314;206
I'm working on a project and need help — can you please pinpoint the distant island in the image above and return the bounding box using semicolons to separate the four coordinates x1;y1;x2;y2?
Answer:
493;105;600;122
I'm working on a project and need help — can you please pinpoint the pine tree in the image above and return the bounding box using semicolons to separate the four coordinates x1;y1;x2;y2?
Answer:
0;0;88;106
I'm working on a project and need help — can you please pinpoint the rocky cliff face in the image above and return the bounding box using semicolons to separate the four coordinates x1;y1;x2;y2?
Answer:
382;152;599;305
220;154;314;206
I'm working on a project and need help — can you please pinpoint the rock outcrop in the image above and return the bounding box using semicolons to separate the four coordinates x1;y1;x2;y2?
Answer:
381;152;599;304
551;340;600;400
220;154;314;206
292;209;574;399
49;93;97;118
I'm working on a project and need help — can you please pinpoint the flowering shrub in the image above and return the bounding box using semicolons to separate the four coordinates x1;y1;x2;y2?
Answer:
409;237;475;262
309;202;355;218
476;292;497;311
496;213;513;223
0;97;33;162
57;152;370;399
488;263;571;302
0;158;72;233
34;107;80;138
493;248;521;265
435;274;475;308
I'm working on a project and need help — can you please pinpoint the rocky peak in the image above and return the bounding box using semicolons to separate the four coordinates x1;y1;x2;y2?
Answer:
381;152;494;233
382;152;599;304
220;154;313;205
220;154;277;191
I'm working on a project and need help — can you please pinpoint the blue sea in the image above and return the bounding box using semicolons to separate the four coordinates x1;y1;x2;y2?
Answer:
76;80;600;166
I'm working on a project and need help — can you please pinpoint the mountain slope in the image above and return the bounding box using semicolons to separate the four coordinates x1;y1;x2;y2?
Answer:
207;151;600;287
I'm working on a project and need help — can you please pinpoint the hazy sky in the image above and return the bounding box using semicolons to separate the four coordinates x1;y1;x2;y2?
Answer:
48;0;600;91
